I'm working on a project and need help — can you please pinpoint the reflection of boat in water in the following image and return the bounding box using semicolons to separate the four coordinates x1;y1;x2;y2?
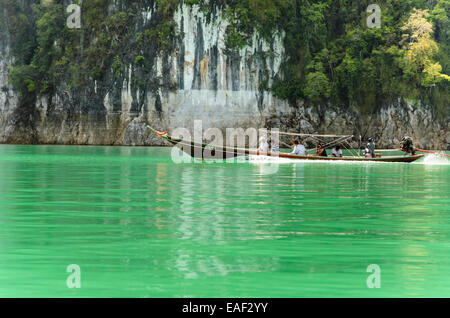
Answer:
148;126;424;163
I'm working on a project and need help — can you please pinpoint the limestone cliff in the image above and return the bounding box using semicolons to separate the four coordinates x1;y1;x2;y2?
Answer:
0;1;448;149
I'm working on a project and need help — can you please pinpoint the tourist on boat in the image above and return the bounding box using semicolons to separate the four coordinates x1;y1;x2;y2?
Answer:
331;145;343;157
316;142;327;157
258;137;269;153
366;138;375;158
291;139;306;156
270;139;280;153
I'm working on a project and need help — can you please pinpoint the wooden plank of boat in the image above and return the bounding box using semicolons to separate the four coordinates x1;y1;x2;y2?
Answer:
148;127;425;163
275;152;424;163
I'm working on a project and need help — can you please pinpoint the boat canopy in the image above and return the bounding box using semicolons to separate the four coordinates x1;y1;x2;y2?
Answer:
264;130;356;156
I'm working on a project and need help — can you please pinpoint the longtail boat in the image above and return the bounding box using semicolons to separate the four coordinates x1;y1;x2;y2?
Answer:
147;126;424;163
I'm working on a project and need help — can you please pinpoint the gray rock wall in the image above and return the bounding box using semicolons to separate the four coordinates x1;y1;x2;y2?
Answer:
0;2;448;149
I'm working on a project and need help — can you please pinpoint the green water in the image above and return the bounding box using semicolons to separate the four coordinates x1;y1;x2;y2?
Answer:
0;145;449;297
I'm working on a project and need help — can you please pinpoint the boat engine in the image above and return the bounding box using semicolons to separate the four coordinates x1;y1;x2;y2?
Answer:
401;136;416;155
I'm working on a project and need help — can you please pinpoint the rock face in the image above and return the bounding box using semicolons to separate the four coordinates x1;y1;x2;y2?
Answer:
0;2;449;149
277;100;449;150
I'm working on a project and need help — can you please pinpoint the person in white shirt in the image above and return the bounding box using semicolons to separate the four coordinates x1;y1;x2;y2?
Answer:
258;137;269;153
291;140;306;156
331;145;343;157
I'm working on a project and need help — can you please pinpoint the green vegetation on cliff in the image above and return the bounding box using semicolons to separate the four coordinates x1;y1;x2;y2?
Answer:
219;0;450;116
1;0;449;118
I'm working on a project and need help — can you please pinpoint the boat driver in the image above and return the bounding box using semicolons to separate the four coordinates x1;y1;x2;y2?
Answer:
366;138;375;158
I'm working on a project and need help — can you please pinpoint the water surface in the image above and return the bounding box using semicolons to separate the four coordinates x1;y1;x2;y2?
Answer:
0;145;449;297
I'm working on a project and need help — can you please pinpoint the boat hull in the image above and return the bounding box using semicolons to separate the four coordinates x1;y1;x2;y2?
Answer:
165;136;424;163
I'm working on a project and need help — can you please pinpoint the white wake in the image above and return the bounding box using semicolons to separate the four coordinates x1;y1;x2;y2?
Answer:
413;154;450;166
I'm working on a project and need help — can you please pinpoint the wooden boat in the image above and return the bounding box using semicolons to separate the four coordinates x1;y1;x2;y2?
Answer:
148;126;424;163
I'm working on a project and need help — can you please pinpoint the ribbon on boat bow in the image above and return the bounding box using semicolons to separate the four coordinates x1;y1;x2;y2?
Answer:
147;126;168;138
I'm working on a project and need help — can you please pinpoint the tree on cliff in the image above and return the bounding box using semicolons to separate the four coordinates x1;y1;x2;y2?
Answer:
0;0;448;119
401;9;450;88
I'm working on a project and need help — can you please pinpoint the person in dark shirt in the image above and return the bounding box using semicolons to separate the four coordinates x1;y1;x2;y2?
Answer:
367;138;375;158
316;142;327;157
